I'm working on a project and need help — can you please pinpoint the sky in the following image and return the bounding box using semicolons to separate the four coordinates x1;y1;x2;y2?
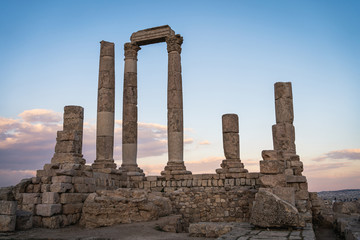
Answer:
0;0;359;192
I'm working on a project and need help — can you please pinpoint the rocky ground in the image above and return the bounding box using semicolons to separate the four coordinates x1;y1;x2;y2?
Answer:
0;218;214;240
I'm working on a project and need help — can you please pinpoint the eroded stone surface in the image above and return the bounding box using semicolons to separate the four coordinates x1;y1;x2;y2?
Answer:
250;189;305;228
80;189;172;228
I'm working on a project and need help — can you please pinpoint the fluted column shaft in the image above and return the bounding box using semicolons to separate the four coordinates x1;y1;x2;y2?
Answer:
92;41;116;169
166;35;184;164
122;43;140;170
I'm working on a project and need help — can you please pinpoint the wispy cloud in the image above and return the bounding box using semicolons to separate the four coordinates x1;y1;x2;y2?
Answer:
312;149;360;162
19;109;62;123
0;109;197;186
199;140;210;145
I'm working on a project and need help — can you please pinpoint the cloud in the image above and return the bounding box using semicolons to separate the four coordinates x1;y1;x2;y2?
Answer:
0;109;196;177
0;169;36;188
19;109;62;123
199;140;210;145
312;149;360;162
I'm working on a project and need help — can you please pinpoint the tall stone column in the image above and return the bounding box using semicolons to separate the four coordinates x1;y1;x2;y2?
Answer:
51;106;85;165
120;42;144;175
92;41;116;170
161;34;191;176
216;114;247;175
272;82;296;154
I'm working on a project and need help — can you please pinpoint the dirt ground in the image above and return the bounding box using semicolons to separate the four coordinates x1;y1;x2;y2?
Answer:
0;218;214;240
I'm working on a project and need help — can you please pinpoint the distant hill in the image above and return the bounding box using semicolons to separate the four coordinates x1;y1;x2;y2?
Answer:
317;189;360;201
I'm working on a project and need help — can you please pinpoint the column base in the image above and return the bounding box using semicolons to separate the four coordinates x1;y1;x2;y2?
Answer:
92;159;117;170
161;162;192;176
216;159;248;174
119;164;145;176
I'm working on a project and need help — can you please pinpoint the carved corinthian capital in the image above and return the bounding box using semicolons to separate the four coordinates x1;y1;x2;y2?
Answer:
166;34;183;53
124;42;141;59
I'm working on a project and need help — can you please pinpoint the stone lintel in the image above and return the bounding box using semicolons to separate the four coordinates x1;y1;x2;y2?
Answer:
130;25;175;46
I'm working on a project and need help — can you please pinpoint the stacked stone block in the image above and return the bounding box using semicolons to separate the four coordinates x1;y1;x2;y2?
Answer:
257;82;311;226
92;41;117;170
0;200;17;232
216;114;248;176
51;106;85;165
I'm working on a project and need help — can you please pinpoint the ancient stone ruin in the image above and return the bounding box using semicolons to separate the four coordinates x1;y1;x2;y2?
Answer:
1;25;324;238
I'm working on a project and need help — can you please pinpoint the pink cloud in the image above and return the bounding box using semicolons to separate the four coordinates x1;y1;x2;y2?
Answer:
312;149;360;162
19;109;62;123
199;140;210;145
0;169;36;188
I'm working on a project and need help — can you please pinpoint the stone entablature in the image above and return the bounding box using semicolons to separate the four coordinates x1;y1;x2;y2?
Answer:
130;25;175;46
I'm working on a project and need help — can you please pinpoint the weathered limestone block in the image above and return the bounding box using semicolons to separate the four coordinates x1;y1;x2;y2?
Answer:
22;193;41;204
80;189;172;228
261;150;279;160
265;187;296;206
155;215;185;233
60;193;87;204
96;136;114;160
62;203;83;214
250;189;305;228
260;160;285;174
272;123;296;153
42;215;62;229
0;215;16;232
15;210;33;230
0;187;15;201
259;174;286;188
52;176;72;183
223;133;240;159
276;98;294;124
274;82;293;124
286;175;307;183
275;82;293;100
63;106;84;131
36;204;62;217
131;25;175;46
100;40;115;57
222;114;239;133
50;183;73;193
57;131;81;142
42;192;60;204
0;201;17;215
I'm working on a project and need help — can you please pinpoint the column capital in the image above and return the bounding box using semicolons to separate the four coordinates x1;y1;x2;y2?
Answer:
166;34;183;53
124;42;141;59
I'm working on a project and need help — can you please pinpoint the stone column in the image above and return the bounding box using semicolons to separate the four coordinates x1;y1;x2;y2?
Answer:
272;82;296;154
162;35;191;176
51;106;85;164
216;114;247;174
120;42;143;175
92;41;116;170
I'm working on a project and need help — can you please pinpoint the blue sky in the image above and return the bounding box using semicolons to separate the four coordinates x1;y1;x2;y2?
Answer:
0;0;359;191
